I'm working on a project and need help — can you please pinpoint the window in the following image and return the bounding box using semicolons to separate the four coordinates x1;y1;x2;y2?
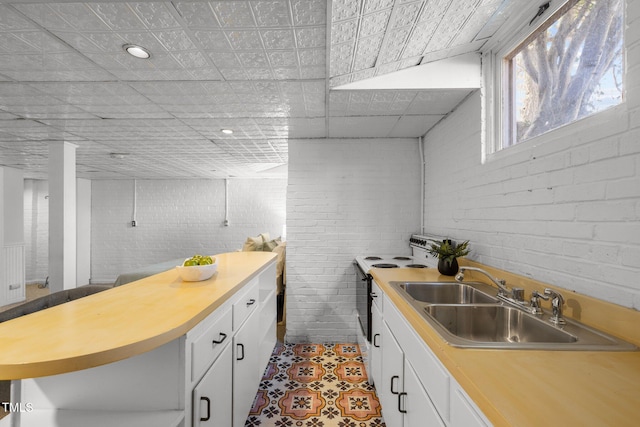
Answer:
496;0;624;150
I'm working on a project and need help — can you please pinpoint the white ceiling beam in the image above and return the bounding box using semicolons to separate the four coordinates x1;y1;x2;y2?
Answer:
332;52;481;91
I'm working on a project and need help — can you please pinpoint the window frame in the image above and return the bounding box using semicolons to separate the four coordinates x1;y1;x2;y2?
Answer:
483;0;626;160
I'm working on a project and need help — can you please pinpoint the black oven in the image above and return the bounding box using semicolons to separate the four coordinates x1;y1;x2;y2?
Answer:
355;262;372;342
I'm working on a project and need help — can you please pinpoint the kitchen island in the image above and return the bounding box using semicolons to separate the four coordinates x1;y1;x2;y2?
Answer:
370;261;640;427
0;251;278;427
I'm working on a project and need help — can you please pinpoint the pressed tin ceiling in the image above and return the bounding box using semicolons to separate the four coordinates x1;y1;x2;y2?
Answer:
0;0;519;180
329;0;509;87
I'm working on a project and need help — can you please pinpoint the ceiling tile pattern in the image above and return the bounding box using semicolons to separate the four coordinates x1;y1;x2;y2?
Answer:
0;0;326;179
329;0;508;87
0;0;519;179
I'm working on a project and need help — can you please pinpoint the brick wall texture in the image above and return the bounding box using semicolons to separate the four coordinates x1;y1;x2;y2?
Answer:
90;178;286;282
285;138;421;342
422;3;640;310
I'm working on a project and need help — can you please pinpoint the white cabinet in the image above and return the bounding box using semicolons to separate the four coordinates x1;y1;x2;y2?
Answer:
379;321;404;427
403;360;446;427
258;262;277;370
450;383;491;427
379;321;444;427
193;343;233;427
233;299;260;427
191;273;275;427
370;280;384;387
384;297;450;422
190;306;233;383
370;298;383;387
375;292;492;427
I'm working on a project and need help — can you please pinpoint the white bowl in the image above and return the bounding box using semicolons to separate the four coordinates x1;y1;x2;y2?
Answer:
176;257;218;282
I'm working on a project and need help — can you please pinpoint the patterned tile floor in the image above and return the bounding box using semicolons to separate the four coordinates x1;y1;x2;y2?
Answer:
245;343;386;427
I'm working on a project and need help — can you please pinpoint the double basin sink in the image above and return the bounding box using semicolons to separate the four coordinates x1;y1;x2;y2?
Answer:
390;281;636;350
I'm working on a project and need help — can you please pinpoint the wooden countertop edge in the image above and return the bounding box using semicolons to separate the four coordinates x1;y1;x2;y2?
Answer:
0;252;277;380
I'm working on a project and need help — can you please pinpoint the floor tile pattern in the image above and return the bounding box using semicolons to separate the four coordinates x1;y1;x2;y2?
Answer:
246;343;385;427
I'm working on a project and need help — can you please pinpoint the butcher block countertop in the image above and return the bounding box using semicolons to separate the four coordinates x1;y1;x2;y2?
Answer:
0;251;277;380
370;260;640;427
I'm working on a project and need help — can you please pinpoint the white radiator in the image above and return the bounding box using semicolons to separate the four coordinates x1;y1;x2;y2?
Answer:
4;244;26;304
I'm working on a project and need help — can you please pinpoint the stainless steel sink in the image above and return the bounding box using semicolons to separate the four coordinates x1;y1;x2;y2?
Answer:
390;281;637;351
424;305;577;344
398;282;498;304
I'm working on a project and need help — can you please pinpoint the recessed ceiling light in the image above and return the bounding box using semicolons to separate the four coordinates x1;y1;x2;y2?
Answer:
123;44;151;59
221;129;233;135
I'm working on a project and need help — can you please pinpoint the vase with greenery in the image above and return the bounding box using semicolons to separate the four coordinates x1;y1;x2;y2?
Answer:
426;239;470;276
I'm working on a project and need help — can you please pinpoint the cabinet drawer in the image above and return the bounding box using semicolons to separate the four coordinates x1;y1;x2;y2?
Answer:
191;306;233;382
233;278;259;331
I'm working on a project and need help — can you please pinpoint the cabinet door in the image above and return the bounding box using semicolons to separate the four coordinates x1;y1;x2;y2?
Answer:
370;301;383;387
233;311;260;427
380;321;404;427
403;360;445;427
450;383;491;427
193;343;233;427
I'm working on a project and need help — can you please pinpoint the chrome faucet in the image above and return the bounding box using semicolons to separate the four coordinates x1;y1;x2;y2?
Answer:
544;288;566;325
455;267;511;297
456;267;537;314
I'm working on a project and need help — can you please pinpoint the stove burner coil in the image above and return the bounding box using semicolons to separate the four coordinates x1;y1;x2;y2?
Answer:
393;256;412;260
406;264;428;268
371;263;399;268
365;256;383;260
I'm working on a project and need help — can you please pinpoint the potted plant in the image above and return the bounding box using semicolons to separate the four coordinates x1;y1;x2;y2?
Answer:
426;239;470;276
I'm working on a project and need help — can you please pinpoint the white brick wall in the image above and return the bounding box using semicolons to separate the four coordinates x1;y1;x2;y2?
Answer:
422;1;640;310
91;178;286;282
286;138;421;343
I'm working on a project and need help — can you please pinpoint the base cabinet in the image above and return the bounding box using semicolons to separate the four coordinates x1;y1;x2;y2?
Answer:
403;360;445;427
193;343;233;427
379;321;403;427
379;321;445;427
450;383;491;427
370;292;383;387
233;307;260;427
376;293;491;427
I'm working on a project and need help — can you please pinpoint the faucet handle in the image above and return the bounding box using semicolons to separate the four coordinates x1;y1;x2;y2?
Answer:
544;288;566;325
530;290;549;314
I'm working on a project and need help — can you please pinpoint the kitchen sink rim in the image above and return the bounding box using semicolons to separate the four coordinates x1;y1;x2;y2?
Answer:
389;281;638;351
